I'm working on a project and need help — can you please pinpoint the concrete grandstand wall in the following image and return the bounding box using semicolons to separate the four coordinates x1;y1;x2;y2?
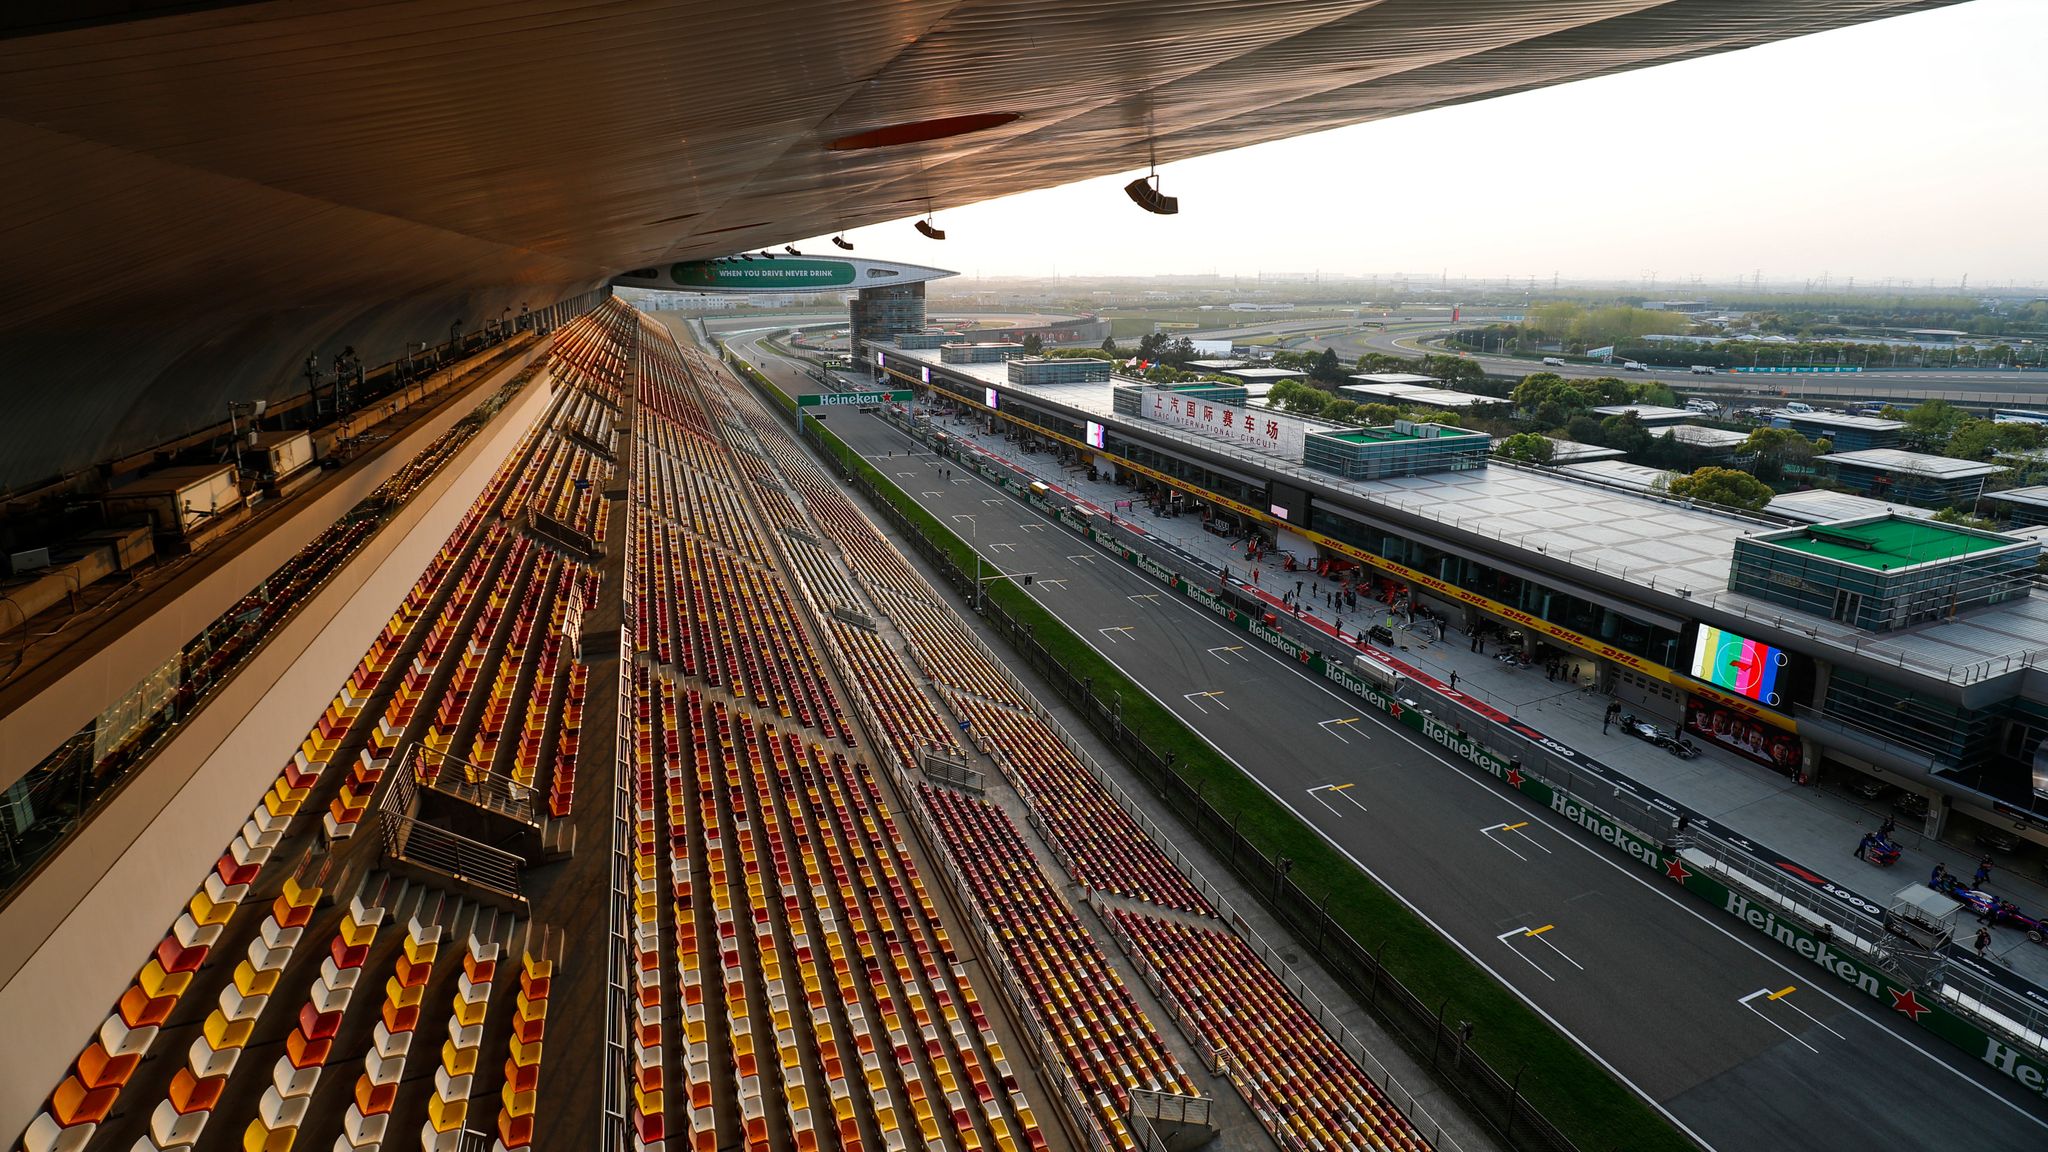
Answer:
0;359;561;1142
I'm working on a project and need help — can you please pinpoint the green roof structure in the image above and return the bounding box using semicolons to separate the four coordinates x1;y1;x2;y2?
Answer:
1770;517;2014;570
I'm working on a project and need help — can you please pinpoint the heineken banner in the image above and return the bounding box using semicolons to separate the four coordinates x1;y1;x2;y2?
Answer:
796;390;910;407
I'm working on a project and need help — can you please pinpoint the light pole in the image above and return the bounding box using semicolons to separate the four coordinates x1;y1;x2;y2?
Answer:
955;513;981;610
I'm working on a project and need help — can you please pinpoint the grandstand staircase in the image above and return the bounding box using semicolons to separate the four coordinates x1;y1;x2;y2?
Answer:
522;507;600;563
378;768;529;914
562;424;618;464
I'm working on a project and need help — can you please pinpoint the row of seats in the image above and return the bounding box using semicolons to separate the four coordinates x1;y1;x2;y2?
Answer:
695;350;1237;1151
241;893;386;1152
826;621;962;773
364;523;508;764
422;935;499;1149
635;440;773;566
776;531;862;614
496;953;553;1150
869;587;1026;709
1108;912;1433;1152
470;555;566;772
557;388;617;449
419;536;535;775
619;323;1048;1152
915;786;1197;1152
946;696;1209;916
546;298;636;405
550;661;588;820
337;912;441;1150
623;664;684;1151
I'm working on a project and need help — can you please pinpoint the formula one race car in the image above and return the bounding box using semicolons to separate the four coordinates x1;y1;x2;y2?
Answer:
1931;876;2048;944
1862;834;1901;868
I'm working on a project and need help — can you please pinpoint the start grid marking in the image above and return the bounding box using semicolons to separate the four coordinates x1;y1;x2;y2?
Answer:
1480;821;1553;862
1307;782;1367;817
1495;924;1584;981
1738;986;1844;1054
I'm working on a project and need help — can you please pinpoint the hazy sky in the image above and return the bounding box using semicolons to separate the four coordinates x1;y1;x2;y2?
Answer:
799;0;2044;287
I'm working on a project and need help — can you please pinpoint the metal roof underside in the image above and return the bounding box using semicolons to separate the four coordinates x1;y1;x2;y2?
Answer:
0;0;1956;491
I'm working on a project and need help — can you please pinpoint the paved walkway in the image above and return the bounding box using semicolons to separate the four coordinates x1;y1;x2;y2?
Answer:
922;414;2048;988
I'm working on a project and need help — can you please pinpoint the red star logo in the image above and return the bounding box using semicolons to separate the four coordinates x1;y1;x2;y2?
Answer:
1665;858;1691;883
1889;987;1929;1022
1388;704;1402;719
1505;767;1525;788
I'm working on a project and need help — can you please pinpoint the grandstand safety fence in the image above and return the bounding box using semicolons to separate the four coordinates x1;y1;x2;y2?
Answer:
789;410;1577;1152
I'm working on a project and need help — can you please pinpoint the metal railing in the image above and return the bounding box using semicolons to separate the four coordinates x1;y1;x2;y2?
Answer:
408;742;540;824
380;772;525;899
602;625;635;1152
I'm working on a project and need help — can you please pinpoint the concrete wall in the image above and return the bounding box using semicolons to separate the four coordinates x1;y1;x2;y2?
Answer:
0;364;560;1142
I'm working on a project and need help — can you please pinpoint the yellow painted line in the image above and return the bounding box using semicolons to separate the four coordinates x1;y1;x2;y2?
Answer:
1328;717;1359;725
1329;783;1355;792
1525;924;1555;937
1503;822;1529;832
1767;986;1797;1001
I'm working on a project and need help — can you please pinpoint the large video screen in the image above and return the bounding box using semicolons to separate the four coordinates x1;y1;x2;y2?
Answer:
1690;625;1789;706
1267;479;1310;526
983;387;1000;410
1085;421;1106;449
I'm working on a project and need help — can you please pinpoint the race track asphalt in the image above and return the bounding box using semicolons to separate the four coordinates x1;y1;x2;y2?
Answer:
814;397;2048;1152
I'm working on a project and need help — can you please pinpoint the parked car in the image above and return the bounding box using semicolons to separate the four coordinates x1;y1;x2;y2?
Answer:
1542;356;1566;367
1622;360;1648;372
1783;400;1815;413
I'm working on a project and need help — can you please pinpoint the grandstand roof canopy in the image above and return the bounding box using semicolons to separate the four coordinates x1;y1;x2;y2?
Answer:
0;0;1955;491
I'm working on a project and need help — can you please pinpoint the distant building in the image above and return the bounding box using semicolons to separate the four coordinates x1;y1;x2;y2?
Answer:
1007;356;1110;385
1820;448;2005;509
1212;366;1305;386
1765;489;1936;525
1663;424;1752;462
1731;515;2036;630
1590;404;1695;428
1557;459;1678;495
1771;410;1905;452
1983;486;2048;529
894;330;970;350
939;341;1025;364
1303;420;1490;480
1535;438;1626;464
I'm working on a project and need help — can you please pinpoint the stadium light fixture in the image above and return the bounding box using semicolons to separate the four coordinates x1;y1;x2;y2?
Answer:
915;201;945;240
1124;164;1178;215
832;234;854;250
783;245;801;255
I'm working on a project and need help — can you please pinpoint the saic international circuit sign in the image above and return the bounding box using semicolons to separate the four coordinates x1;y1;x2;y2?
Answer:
609;256;957;293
